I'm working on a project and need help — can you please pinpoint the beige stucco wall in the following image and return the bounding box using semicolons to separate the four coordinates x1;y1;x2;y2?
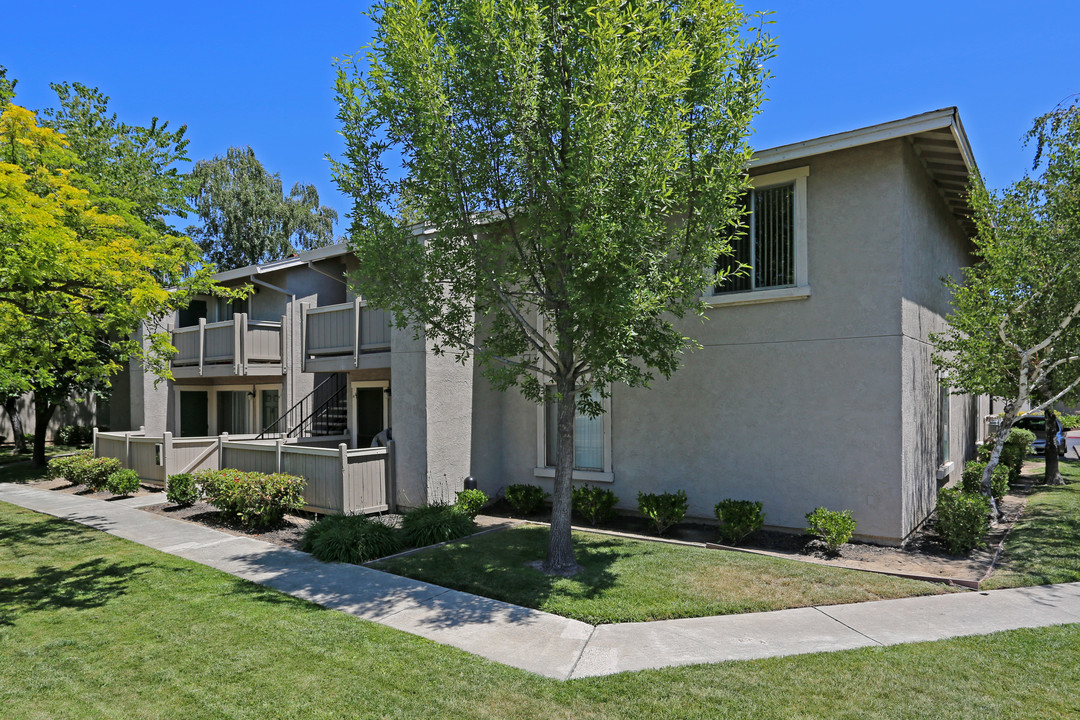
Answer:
471;138;978;544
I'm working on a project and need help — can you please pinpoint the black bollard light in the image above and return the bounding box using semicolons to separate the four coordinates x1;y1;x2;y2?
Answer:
464;475;477;490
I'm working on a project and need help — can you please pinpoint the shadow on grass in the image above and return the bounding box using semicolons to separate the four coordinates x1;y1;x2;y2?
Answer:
0;511;95;548
0;557;153;626
994;480;1080;585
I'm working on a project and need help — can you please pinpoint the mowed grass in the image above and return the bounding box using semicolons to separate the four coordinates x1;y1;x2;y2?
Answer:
985;458;1080;589
372;525;953;623
2;502;1080;720
0;446;81;484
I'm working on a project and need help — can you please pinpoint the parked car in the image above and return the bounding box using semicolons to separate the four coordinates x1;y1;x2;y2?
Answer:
1012;414;1067;456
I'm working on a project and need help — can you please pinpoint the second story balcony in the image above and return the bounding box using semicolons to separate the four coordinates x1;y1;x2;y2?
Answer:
172;313;284;378
302;299;392;373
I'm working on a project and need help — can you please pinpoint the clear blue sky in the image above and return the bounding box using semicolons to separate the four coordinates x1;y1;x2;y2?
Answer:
5;1;1078;235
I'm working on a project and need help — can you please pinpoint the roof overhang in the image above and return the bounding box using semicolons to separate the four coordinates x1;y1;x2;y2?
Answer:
212;242;352;283
751;107;978;236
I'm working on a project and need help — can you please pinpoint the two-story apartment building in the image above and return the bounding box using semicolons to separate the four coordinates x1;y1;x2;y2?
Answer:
106;107;987;545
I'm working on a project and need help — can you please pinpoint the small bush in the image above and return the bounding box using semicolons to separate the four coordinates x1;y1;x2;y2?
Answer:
198;469;307;530
981;428;1037;481
47;451;91;482
71;456;122;491
454;488;489;519
714;499;765;545
504;484;548;515
55;425;94;447
936;488;991;554
637;490;688;535
166;473;200;507
572;485;619;526
105;468;140;496
400;503;476;547
805;507;857;553
301;514;402;564
960;460;1011;504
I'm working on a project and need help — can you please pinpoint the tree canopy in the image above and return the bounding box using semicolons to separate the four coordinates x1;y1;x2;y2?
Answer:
934;100;1080;502
0;100;235;464
333;0;772;572
186;146;338;270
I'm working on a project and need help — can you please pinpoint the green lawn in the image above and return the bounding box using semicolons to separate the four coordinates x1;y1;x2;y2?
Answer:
984;459;1080;589
0;446;81;484
1;501;1079;719
372;525;953;623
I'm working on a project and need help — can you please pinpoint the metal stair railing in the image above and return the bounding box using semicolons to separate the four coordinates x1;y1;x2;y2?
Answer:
255;374;347;440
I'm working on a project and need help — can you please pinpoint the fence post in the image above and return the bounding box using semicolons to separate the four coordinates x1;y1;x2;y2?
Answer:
276;438;284;473
339;443;349;514
125;431;132;470
163;431;173;487
217;432;229;471
386;439;397;513
92;427;99;458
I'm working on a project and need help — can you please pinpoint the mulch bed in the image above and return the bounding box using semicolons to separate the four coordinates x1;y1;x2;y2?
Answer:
141;501;316;550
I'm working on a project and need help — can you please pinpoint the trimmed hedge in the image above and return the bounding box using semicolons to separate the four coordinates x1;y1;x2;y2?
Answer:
454;489;489;520
637;490;688;535
572;485;619;526
714;499;765;545
196;469;306;530
936;488;990;554
105;469;140;496
504;484;548;516
166;473;200;507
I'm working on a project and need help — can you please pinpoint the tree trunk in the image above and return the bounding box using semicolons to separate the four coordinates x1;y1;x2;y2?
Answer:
544;373;581;576
982;404;1020;522
32;393;57;467
1;395;28;454
1045;408;1065;485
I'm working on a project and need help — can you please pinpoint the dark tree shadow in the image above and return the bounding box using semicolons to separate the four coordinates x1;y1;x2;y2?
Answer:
0;557;152;626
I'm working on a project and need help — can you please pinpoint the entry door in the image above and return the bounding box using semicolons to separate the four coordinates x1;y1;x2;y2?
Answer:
179;391;209;437
355;387;385;447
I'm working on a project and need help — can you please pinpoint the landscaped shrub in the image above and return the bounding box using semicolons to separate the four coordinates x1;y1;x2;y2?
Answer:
105;468;140;496
960;460;1011;504
980;427;1037;481
197;469;306;530
166;473;200;507
935;487;991;554
637;490;688;535
46;451;91;482
400;503;476;547
301;513;402;564
454;488;489;519
571;485;619;526
55;425;94;447
71;456;122;491
805;507;857;553
504;484;548;516
713;499;765;545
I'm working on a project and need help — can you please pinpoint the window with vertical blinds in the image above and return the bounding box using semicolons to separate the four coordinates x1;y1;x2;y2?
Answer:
545;387;605;471
715;182;796;294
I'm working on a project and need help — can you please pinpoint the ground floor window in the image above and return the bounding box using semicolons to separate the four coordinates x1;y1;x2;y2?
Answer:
544;387;605;471
217;391;250;435
938;383;950;467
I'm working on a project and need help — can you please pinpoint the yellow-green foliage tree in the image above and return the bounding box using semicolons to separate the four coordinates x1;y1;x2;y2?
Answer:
0;103;235;465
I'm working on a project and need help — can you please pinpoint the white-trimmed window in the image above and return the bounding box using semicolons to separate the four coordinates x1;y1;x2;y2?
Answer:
535;387;613;483
705;166;809;306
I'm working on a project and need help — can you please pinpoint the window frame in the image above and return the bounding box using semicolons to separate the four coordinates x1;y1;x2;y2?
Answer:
534;388;614;484
703;165;810;308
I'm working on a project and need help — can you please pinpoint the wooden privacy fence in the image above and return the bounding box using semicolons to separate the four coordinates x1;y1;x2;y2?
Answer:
93;429;393;516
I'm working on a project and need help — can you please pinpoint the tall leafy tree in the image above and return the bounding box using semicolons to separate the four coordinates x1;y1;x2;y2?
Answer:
934;101;1080;510
333;0;772;573
186;146;338;270
0;103;236;465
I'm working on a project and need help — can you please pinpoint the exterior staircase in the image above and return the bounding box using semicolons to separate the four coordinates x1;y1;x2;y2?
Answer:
257;374;348;440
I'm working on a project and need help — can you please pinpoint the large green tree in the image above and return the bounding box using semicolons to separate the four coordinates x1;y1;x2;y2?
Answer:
0;99;235;466
333;0;772;573
934;101;1080;511
186;146;338;270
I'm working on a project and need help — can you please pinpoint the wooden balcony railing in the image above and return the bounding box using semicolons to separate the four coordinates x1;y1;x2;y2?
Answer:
302;299;391;369
171;313;283;375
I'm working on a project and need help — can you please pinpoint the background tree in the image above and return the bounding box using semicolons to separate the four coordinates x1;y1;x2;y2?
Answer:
333;0;772;573
186;146;338;270
0;103;235;465
934;100;1080;509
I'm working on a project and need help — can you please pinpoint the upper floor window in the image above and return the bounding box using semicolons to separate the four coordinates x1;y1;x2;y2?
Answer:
706;166;809;306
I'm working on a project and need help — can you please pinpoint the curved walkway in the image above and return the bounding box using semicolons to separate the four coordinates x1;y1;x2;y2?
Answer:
2;482;1079;680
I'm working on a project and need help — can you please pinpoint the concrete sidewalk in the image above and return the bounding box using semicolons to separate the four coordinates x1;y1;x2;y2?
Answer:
2;483;1079;681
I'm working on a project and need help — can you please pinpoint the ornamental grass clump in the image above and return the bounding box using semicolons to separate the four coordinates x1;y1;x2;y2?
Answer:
935;487;991;555
105;468;140;496
400;503;476;548
714;499;765;545
805;507;856;554
571;485;619;526
197;469;306;530
301;513;403;564
454;489;489;519
504;484;548;516
637;490;688;535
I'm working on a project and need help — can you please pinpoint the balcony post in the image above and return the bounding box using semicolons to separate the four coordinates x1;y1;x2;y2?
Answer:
300;302;310;373
198;318;206;376
353;297;362;367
